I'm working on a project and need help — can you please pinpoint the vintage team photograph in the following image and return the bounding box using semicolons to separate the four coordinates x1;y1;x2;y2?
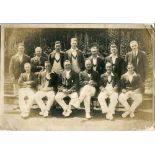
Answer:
0;24;154;130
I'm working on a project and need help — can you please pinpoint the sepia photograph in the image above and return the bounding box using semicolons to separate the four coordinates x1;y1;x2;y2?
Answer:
0;24;154;130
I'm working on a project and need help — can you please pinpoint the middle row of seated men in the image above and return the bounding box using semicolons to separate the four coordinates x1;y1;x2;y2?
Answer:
18;59;143;120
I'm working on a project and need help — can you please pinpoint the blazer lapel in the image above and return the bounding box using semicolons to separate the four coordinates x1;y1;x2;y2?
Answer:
136;51;141;65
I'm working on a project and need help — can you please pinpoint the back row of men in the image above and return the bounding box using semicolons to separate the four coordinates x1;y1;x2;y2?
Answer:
9;38;147;120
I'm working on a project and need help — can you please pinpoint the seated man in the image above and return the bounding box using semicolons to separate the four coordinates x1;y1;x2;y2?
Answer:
34;61;59;117
98;62;119;120
55;60;80;117
79;59;99;119
18;63;37;118
119;63;143;118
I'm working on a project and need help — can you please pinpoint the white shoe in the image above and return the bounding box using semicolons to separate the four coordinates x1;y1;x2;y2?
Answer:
86;113;92;119
21;112;29;118
62;108;68;116
122;110;130;118
64;109;72;117
43;111;49;117
106;113;113;120
130;112;135;118
39;111;44;116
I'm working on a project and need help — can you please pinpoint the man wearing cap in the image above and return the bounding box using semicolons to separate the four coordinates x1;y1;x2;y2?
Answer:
105;42;126;79
18;63;37;118
48;41;67;75
88;44;105;76
34;61;59;117
9;43;30;96
125;40;147;82
55;60;80;117
119;63;143;118
66;38;85;73
31;47;47;73
79;59;99;119
98;62;119;120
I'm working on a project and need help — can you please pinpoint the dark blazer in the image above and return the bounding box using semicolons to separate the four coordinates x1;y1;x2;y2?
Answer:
88;56;105;76
65;49;85;71
58;70;79;92
125;50;147;81
120;72;142;92
9;53;30;82
99;72;119;90
48;51;67;69
18;72;37;89
105;55;126;79
31;56;47;73
79;70;99;88
38;70;59;92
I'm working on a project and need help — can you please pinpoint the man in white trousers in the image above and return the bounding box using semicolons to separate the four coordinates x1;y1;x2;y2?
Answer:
98;62;119;120
34;61;59;117
55;60;80;117
119;63;143;118
18;63;37;118
79;59;99;119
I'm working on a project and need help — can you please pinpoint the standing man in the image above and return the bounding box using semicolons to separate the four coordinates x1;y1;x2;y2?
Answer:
88;44;105;76
79;59;99;119
9;43;30;96
31;47;46;73
66;38;85;73
48;41;67;75
18;63;37;118
98;62;119;120
105;42;126;79
125;40;147;82
119;63;143;118
55;60;80;117
34;61;59;117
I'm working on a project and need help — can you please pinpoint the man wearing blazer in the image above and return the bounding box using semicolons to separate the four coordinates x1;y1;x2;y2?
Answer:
79;59;99;119
65;38;85;73
105;43;126;79
125;40;147;82
34;61;59;117
18;63;37;118
30;47;47;73
119;63;143;118
88;44;105;77
48;41;67;75
98;62;119;120
9;43;31;96
55;60;80;117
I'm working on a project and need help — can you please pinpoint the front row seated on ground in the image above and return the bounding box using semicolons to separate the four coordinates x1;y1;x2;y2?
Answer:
17;61;143;120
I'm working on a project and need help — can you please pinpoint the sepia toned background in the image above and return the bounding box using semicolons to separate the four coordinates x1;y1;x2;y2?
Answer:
1;24;154;130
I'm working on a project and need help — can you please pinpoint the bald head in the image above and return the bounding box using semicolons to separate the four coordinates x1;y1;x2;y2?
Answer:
35;47;42;57
85;59;92;71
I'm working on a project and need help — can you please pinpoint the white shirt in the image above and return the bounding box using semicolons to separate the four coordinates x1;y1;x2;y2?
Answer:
17;53;23;62
109;54;118;64
133;50;138;57
125;72;137;83
71;48;78;57
55;52;60;60
52;52;62;74
66;70;71;79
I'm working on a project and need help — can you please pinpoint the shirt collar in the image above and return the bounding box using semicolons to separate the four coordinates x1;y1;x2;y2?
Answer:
91;55;99;59
71;47;78;51
105;72;114;76
125;72;137;76
109;54;118;58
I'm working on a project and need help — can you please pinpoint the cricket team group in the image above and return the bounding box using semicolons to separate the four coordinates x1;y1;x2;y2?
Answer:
9;37;147;120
